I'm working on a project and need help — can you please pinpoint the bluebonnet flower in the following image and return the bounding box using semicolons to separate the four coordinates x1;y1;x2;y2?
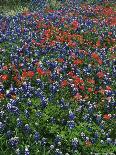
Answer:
54;135;62;145
96;114;102;123
25;147;30;155
26;100;32;107
61;119;67;126
36;111;42;117
41;137;47;146
0;122;4;133
50;117;56;124
55;148;63;155
7;103;20;116
107;138;112;144
91;138;96;144
50;144;55;150
67;120;75;129
69;111;75;120
6;130;13;138
34;131;40;143
24;109;30;118
100;139;104;145
17;118;23;127
81;132;86;140
94;131;99;139
41;98;48;109
9;137;19;148
71;138;79;150
24;124;31;133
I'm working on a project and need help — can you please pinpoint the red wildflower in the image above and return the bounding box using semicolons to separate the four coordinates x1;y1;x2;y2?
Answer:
91;52;99;60
3;66;8;70
110;17;116;26
85;141;92;147
61;80;68;88
45;69;51;76
68;41;76;47
79;50;88;55
50;41;56;47
32;39;41;46
97;71;104;78
102;7;113;16
87;79;95;84
99;88;105;95
57;58;64;63
0;93;4;100
61;17;65;22
74;76;84;85
27;71;35;78
106;86;112;91
70;52;76;59
73;59;83;65
72;20;79;29
97;58;103;65
68;71;74;77
83;95;89;100
74;93;82;100
13;76;18;81
32;39;36;44
88;87;93;93
37;68;45;76
1;74;8;81
103;114;111;120
94;91;98;94
22;70;28;78
79;85;85;90
96;40;101;47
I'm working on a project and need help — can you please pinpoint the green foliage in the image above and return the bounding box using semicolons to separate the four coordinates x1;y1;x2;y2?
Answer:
47;0;62;10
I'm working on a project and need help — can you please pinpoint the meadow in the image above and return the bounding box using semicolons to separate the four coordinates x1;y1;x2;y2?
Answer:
0;0;116;154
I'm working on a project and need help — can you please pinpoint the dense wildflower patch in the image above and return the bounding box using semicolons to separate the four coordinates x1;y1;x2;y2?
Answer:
0;0;116;154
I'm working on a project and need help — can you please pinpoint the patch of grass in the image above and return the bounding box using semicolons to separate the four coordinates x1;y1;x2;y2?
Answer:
0;0;29;16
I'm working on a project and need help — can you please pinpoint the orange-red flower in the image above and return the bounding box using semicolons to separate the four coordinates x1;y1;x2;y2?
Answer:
57;58;64;63
1;74;8;81
106;86;112;91
99;88;105;95
88;87;93;93
79;85;85;90
74;93;82;100
45;69;51;76
103;114;111;120
61;80;68;88
79;50;88;55
27;71;35;78
87;79;95;84
68;71;74;77
72;20;79;29
85;140;92;147
97;58;103;65
73;59;83;65
37;68;45;76
96;40;101;47
97;71;104;78
22;70;28;78
91;52;100;60
2;66;8;70
0;93;4;100
68;41;76;48
74;76;84;85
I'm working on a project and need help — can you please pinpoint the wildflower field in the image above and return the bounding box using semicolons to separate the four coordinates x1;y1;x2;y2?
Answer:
0;0;116;154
